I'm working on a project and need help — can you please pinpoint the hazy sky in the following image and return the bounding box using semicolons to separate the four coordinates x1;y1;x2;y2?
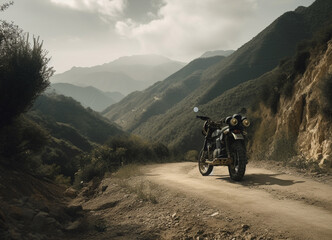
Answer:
1;0;315;73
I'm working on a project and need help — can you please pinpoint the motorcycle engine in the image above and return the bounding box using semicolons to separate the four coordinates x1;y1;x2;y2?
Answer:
213;149;221;159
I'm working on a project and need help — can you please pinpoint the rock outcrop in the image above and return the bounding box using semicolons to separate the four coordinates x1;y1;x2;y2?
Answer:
251;41;332;171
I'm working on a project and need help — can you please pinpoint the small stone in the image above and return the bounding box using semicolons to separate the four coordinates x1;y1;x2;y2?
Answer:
197;229;204;235
65;220;81;231
319;158;332;169
64;187;77;198
171;213;177;218
210;212;219;217
65;205;83;217
242;224;250;232
101;185;108;192
31;212;59;231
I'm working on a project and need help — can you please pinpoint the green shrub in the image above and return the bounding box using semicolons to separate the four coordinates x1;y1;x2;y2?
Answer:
0;21;53;127
0;116;49;166
73;135;172;185
293;51;310;74
319;73;332;119
55;174;71;185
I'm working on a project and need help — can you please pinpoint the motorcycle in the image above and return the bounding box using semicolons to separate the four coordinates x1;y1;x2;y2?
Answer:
194;107;250;181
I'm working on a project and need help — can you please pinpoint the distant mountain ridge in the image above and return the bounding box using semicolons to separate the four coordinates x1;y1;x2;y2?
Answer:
51;54;186;95
200;50;234;58
48;83;124;112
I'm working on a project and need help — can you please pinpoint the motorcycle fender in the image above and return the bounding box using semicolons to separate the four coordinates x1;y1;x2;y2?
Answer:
231;132;244;140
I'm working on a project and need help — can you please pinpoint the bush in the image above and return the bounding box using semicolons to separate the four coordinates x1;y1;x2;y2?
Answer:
0;116;49;168
319;73;332;119
0;20;54;127
74;135;172;184
184;150;198;162
293;51;310;74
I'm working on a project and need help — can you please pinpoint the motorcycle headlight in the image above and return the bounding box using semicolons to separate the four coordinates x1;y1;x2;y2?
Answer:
230;118;238;126
242;119;250;127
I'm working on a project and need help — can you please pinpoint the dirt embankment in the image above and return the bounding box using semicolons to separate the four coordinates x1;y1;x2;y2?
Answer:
70;162;332;240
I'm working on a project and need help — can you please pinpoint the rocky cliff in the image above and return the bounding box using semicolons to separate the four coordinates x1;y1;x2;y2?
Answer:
250;40;332;171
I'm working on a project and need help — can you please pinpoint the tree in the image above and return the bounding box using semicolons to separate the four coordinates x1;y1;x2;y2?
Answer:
0;2;54;128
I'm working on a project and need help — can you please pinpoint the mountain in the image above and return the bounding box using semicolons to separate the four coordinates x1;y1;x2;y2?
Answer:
48;83;124;112
26;93;125;177
104;91;124;102
102;0;332;152
31;94;124;144
200;50;234;58
102;56;226;130
51;54;186;95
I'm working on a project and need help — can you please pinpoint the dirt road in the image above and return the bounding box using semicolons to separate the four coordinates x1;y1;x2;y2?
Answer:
144;162;332;240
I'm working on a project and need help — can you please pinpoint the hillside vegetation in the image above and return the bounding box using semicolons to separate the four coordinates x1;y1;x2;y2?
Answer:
103;56;226;131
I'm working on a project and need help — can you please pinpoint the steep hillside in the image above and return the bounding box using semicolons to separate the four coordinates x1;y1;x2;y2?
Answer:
104;0;332;136
32;94;124;144
103;56;226;131
48;83;124;112
51;55;186;94
198;0;332;104
250;38;332;170
2;93;126;181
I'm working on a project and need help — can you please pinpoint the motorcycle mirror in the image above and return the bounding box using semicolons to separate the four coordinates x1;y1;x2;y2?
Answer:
193;107;199;113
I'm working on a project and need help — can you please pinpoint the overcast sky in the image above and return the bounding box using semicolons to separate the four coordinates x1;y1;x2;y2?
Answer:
1;0;315;73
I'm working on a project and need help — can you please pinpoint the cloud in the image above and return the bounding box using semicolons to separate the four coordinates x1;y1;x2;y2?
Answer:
50;0;126;20
115;0;259;60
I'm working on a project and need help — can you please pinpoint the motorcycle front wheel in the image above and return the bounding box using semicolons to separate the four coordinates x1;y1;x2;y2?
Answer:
228;141;246;181
198;150;213;176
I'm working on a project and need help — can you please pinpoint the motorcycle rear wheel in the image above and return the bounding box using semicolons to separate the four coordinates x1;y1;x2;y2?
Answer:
198;150;213;176
228;141;246;181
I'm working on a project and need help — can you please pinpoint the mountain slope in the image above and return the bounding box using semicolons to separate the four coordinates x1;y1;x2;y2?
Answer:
32;94;124;144
102;56;226;131
48;83;124;112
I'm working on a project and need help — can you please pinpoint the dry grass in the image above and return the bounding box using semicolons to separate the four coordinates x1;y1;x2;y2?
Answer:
117;179;158;204
112;164;143;179
113;164;157;203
